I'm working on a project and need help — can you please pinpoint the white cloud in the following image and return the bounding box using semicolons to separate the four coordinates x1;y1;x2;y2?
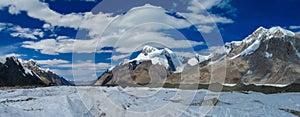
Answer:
36;59;110;80
22;37;103;55
186;0;221;13
0;0;235;80
42;23;54;31
22;29;204;57
0;0;83;28
37;59;110;70
0;53;26;63
35;59;70;65
59;62;110;70
0;23;5;31
179;0;234;33
113;31;204;53
69;61;110;80
4;0;233;58
111;53;131;61
4;53;26;58
22;39;59;55
0;0;234;35
51;68;97;81
289;26;300;30
0;22;44;39
8;5;20;15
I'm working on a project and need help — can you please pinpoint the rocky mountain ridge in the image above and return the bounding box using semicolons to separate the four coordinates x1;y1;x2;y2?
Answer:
0;57;70;86
95;26;300;86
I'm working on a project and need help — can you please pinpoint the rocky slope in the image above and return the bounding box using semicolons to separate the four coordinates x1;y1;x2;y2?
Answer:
95;26;300;86
0;57;70;86
224;26;300;84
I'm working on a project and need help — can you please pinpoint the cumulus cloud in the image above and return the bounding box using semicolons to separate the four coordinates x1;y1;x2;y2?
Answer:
0;0;234;34
179;0;234;33
2;0;234;58
22;29;203;58
22;36;101;55
0;0;84;28
0;22;44;39
36;59;110;80
8;5;21;15
38;59;110;70
22;39;60;55
0;53;26;63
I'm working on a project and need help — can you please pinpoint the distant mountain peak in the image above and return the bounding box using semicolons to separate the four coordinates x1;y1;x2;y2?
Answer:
268;26;295;37
141;45;158;55
248;26;295;41
0;56;71;86
254;26;267;33
26;59;39;67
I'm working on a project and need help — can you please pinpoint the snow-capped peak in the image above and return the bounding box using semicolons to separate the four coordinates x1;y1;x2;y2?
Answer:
268;26;295;37
125;45;183;72
230;26;297;59
225;41;243;53
243;26;268;44
254;26;267;34
243;26;294;44
141;45;158;55
25;59;39;67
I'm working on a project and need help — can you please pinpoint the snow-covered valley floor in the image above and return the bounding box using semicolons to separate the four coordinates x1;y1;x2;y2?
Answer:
0;86;300;117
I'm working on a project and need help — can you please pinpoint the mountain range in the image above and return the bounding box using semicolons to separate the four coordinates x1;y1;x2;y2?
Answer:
1;26;299;87
95;26;300;86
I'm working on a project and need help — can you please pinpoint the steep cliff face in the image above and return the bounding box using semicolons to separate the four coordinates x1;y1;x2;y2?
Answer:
0;57;70;86
0;57;44;86
96;26;300;86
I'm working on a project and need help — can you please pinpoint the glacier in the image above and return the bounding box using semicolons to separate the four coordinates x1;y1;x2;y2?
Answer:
0;86;299;117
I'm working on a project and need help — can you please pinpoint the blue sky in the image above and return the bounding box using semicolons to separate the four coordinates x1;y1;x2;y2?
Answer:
0;0;300;81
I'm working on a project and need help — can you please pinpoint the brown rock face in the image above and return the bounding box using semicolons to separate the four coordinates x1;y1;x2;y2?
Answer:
95;60;169;87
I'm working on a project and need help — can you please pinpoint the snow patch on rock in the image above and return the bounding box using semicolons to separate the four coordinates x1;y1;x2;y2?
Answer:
187;58;198;66
246;70;253;75
231;39;261;59
24;67;33;76
265;52;273;58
